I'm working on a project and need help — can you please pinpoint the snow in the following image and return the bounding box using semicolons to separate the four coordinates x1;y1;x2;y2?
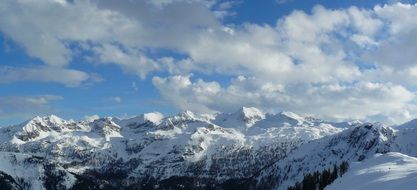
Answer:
326;152;417;190
329;120;363;129
0;153;41;186
0;108;350;167
0;107;414;189
185;125;245;162
280;111;304;124
246;112;343;145
143;112;164;124
395;118;417;129
241;107;265;121
391;128;417;157
252;123;399;190
118;112;164;127
0;152;76;190
47;114;65;125
213;107;265;129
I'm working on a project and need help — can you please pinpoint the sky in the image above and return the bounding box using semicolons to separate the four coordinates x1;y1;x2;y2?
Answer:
1;0;417;126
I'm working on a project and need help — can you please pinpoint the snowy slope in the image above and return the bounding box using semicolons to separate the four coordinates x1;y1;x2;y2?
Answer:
391;127;417;157
395;118;417;129
254;123;396;189
0;152;76;190
252;122;417;190
246;112;344;144
326;152;417;190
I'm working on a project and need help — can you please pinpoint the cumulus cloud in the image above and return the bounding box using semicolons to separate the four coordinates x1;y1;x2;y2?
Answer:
1;1;417;123
153;75;415;123
152;3;417;123
91;44;161;79
0;0;220;64
0;0;226;79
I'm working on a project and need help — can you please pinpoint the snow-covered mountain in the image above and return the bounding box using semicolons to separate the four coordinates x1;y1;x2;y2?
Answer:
0;107;415;190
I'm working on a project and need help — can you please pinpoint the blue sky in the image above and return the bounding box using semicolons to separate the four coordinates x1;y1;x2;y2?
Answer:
1;0;417;126
227;0;386;24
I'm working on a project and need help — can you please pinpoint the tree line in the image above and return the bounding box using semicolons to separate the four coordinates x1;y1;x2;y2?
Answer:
288;161;349;190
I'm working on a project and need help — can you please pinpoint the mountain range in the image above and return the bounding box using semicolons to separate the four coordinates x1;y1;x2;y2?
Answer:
0;107;416;190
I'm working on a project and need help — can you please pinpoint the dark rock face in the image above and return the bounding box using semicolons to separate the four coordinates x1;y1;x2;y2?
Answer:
0;172;22;190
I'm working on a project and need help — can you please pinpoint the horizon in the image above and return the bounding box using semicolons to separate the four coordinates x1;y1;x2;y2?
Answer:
2;0;417;126
2;106;406;128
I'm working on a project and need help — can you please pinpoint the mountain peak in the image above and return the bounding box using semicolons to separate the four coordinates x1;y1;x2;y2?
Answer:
212;107;265;129
27;114;65;125
239;107;264;117
22;115;68;131
45;114;65;124
118;112;164;127
238;107;265;126
279;111;304;122
12;115;68;142
177;110;196;119
90;117;122;139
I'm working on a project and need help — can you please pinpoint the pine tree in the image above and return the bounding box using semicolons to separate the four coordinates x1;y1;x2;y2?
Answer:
330;164;338;183
302;173;316;190
288;162;350;190
339;161;349;176
320;169;330;189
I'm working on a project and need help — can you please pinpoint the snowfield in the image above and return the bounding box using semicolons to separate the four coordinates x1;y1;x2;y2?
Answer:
326;152;417;190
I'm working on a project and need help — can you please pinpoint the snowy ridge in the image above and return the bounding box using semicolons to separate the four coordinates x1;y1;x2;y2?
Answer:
395;118;417;129
117;112;164;128
0;108;415;189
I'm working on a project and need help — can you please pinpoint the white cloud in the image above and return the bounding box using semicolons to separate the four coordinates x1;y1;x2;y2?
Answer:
153;75;222;113
84;114;100;122
132;82;139;92
0;0;225;78
153;75;415;123
347;6;383;36
374;3;417;35
0;66;101;87
91;44;161;79
108;96;122;103
1;1;417;123
276;0;293;5
350;34;378;47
